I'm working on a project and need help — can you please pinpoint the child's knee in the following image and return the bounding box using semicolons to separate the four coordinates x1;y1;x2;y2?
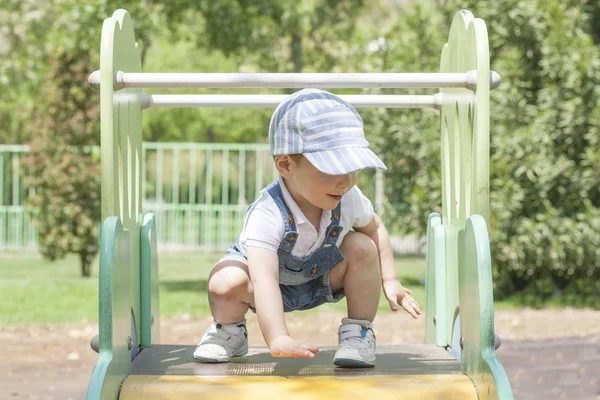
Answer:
343;232;378;264
208;264;251;297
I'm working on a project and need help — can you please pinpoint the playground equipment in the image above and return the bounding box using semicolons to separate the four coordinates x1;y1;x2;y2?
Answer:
86;8;514;400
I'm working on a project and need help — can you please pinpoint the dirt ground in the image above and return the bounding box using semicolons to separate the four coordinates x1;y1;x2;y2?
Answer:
1;308;599;400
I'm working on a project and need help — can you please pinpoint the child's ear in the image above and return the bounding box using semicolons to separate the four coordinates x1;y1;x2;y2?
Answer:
275;155;294;177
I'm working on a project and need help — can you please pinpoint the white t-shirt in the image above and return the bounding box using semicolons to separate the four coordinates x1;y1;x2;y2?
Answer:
236;176;374;258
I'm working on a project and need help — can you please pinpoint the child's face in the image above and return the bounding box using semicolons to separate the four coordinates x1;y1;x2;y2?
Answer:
283;155;357;211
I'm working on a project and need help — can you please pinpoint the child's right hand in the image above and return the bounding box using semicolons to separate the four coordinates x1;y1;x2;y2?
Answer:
268;335;319;358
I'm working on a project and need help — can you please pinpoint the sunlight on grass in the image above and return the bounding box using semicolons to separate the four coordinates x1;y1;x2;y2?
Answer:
157;253;427;318
0;250;517;325
0;253;99;324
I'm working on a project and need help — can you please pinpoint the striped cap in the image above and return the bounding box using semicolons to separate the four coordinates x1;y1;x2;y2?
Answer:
268;88;386;175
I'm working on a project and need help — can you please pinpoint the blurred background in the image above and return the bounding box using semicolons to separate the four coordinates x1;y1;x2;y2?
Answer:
0;0;599;399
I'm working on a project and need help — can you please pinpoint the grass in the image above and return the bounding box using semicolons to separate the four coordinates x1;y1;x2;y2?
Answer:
159;253;428;317
0;251;429;325
0;253;100;324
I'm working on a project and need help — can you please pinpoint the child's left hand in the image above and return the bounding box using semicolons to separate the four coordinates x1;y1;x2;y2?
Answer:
382;279;422;319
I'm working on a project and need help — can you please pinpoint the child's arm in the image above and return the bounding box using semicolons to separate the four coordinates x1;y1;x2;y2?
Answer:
354;213;422;319
246;246;319;358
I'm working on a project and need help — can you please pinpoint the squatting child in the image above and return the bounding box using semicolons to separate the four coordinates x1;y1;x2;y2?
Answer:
193;88;422;368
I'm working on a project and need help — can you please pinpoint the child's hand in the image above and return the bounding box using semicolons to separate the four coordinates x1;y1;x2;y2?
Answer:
382;279;422;319
268;335;319;358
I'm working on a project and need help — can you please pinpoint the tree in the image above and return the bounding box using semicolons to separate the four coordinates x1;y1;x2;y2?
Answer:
139;0;368;145
177;0;365;73
370;0;600;306
357;3;448;234
0;1;60;144
24;51;101;277
10;0;175;276
460;0;600;306
6;0;199;276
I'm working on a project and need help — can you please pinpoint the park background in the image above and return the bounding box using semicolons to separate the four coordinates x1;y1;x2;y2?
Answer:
0;0;599;399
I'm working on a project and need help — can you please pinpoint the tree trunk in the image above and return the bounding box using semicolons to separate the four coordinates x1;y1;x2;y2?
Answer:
80;252;91;277
207;125;215;143
291;33;303;73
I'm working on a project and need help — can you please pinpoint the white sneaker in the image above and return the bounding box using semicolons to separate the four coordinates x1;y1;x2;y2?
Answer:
333;318;376;368
193;320;248;363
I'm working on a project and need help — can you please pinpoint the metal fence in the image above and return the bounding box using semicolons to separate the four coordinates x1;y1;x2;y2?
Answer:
1;143;425;252
143;142;280;250
0;145;35;250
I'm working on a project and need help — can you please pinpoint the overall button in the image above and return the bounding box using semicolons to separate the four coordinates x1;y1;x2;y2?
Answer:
334;211;340;220
311;267;318;275
287;235;296;242
331;229;338;237
287;215;293;224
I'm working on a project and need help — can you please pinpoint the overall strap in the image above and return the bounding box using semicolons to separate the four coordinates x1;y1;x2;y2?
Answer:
267;181;298;252
325;202;343;245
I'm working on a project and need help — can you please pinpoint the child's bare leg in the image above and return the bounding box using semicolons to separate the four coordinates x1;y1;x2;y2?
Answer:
194;260;253;363
330;232;381;321
207;260;255;323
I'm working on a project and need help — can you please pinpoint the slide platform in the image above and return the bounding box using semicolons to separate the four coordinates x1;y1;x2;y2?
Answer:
119;344;478;399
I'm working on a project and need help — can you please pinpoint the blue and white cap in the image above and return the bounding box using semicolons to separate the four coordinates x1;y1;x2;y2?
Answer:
268;88;387;175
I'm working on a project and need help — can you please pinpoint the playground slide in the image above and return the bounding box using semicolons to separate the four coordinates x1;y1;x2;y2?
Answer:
85;8;514;400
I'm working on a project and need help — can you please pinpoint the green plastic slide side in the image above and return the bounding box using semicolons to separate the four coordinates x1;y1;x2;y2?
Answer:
438;9;491;346
140;213;160;347
87;10;145;398
424;213;447;347
99;8;143;347
459;215;514;400
86;217;132;400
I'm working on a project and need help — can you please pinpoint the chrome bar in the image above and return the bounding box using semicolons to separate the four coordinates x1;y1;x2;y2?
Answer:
139;93;449;110
88;70;501;91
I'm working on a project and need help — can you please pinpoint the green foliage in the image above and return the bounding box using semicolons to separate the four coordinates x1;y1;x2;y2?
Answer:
140;0;368;143
369;0;600;306
462;0;600;307
193;0;365;72
1;0;205;275
0;1;58;144
23;49;101;277
7;1;123;276
141;34;273;143
1;0;372;275
1;0;598;307
357;3;448;234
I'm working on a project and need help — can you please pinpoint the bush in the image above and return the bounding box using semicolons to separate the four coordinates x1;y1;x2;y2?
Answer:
368;0;600;307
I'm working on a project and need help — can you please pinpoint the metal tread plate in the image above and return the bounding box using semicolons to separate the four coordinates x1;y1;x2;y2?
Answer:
130;344;462;377
120;345;477;399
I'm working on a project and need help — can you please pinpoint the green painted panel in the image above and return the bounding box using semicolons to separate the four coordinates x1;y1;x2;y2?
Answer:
99;8;143;352
458;215;513;399
438;8;491;350
424;213;447;347
140;213;160;346
87;9;144;399
86;217;132;400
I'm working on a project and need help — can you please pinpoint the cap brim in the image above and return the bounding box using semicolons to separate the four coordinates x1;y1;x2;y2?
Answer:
303;147;387;175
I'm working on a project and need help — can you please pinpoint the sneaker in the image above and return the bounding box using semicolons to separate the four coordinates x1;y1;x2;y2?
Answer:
333;318;376;368
193;320;248;363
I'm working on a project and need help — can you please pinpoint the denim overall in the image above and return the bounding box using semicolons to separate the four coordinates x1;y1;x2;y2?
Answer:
225;181;346;312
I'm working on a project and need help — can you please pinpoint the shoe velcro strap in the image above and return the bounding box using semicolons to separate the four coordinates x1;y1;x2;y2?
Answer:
339;324;368;342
